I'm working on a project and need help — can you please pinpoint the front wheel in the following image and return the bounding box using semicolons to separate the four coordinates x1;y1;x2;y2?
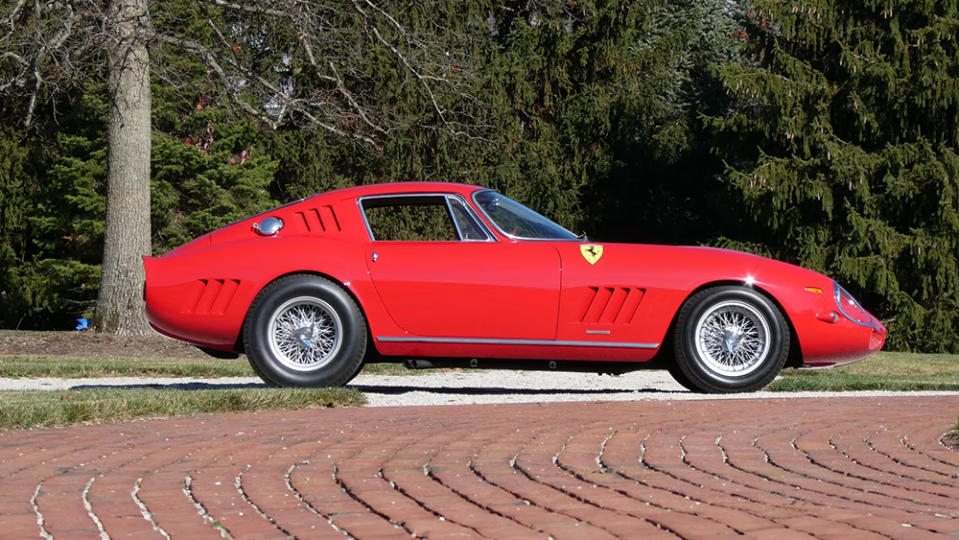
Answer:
672;286;789;393
244;275;367;387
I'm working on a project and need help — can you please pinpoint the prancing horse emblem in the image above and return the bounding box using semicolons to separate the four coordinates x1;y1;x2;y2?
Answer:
580;244;604;265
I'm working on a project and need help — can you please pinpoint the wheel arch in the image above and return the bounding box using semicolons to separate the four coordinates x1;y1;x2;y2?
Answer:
233;270;371;354
653;280;803;369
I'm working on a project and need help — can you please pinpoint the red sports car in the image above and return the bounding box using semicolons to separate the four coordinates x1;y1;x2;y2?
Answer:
143;182;886;393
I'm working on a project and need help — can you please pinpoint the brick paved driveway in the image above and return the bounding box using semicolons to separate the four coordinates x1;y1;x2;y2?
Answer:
1;395;958;539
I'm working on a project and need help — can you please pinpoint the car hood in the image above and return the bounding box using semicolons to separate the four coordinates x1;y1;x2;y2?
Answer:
578;241;835;292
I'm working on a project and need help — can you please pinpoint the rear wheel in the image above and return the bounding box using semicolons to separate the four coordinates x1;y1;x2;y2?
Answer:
672;286;789;393
244;275;367;387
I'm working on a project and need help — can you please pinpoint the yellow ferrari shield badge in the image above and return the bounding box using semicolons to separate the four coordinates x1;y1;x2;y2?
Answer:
580;244;604;265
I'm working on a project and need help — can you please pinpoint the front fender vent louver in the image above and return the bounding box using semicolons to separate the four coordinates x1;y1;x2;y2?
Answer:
188;279;241;315
295;205;341;233
581;287;645;324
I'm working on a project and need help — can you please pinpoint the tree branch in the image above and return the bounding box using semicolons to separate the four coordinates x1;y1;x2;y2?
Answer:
328;60;383;134
198;0;285;18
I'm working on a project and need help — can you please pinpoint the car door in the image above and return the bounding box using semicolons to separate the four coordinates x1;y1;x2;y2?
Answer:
362;194;561;339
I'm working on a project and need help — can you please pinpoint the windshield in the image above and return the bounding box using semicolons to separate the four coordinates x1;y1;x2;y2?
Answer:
472;190;578;240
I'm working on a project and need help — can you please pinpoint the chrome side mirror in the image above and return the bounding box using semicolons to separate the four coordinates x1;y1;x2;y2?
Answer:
253;216;284;236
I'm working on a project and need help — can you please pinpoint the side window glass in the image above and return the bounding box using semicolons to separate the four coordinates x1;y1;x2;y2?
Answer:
447;197;490;241
363;196;459;241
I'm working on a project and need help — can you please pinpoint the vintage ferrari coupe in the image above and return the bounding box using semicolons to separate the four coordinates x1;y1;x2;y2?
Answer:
143;182;886;393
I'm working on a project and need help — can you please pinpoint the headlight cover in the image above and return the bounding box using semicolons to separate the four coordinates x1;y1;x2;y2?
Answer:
833;282;874;327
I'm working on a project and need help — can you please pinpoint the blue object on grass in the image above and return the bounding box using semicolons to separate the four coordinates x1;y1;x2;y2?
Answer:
75;318;89;331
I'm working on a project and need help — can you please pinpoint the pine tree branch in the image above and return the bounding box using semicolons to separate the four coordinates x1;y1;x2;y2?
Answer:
198;0;285;18
3;0;29;31
352;0;464;136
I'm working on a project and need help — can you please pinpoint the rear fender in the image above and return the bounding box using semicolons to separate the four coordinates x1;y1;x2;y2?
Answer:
144;236;401;351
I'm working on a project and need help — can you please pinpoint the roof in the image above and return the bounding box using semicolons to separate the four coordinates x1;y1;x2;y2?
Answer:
324;181;484;201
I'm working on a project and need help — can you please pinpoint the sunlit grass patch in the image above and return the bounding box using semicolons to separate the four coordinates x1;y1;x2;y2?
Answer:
770;351;959;392
0;355;254;378
359;362;450;375
0;355;444;378
0;387;363;430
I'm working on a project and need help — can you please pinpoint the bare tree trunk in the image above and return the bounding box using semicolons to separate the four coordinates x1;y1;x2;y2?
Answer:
95;0;152;335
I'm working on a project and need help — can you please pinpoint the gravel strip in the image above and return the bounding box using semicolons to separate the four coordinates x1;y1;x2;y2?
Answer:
3;371;959;406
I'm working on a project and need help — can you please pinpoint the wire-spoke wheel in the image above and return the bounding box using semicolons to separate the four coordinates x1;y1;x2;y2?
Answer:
245;275;366;387
694;300;770;377
672;286;788;393
268;297;343;371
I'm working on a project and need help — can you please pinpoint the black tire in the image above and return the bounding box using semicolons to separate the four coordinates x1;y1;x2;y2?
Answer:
245;351;279;387
667;362;697;393
196;346;240;359
672;286;789;393
243;275;367;387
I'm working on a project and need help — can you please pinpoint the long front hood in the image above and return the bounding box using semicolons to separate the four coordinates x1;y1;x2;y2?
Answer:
591;242;834;293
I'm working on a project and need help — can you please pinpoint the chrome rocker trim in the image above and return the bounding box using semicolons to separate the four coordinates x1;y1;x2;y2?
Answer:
376;336;659;349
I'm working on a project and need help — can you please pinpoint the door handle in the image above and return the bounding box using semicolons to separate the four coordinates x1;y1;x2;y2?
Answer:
371;251;378;262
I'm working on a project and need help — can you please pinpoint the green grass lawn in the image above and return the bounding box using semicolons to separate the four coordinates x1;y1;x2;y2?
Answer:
0;387;364;430
0;355;426;378
769;351;959;391
0;355;255;378
0;356;421;430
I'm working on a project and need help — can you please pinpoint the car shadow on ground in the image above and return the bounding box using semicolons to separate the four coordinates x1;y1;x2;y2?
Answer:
66;381;683;394
347;384;681;395
68;382;267;391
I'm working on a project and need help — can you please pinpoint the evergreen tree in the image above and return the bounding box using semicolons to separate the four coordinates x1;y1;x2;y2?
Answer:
273;0;691;235
0;91;106;329
0;78;279;328
1;0;475;334
585;0;746;244
0;127;34;327
152;109;279;253
707;0;959;351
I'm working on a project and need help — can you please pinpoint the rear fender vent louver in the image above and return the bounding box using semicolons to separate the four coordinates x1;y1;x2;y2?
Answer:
188;279;241;315
295;205;341;233
581;287;645;324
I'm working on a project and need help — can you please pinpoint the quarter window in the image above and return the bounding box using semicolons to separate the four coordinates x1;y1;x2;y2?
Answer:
447;197;489;240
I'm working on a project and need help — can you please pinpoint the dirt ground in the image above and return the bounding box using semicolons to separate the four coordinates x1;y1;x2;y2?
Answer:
0;330;208;358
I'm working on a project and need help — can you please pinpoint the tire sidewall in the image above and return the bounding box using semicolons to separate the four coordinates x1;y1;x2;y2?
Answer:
675;286;788;393
245;276;366;387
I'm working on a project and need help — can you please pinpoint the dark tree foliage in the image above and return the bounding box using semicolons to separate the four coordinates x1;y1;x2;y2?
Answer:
0;127;36;327
1;0;478;333
273;0;688;235
584;0;746;244
0;89;108;330
151;111;278;252
2;0;957;353
0;82;277;329
707;0;959;351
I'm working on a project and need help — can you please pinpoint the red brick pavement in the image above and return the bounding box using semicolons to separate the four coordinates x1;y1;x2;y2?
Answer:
1;395;958;539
